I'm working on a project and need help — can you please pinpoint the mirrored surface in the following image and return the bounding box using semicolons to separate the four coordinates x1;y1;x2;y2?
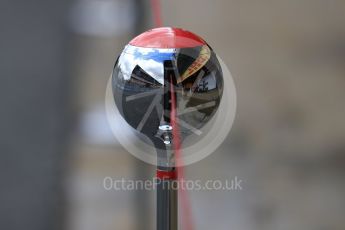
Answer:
112;44;223;147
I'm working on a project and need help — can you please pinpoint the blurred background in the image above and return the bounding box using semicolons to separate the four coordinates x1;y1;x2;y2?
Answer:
1;0;345;230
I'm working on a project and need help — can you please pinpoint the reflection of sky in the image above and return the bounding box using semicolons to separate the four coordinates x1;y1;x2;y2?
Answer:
118;45;175;85
202;71;217;90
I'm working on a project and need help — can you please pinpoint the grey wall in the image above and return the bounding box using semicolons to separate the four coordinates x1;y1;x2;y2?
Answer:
0;1;71;229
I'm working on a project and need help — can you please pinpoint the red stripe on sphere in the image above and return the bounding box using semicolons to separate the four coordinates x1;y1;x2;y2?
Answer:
129;27;207;48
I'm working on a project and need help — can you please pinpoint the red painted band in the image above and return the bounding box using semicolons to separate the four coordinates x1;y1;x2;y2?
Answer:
129;27;207;48
156;169;177;180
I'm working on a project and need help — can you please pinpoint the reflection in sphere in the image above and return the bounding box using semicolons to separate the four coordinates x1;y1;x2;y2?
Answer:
112;28;223;148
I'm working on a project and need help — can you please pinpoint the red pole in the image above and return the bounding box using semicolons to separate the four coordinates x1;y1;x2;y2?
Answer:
151;0;163;27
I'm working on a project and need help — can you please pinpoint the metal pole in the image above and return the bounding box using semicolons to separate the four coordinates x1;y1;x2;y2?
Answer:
156;168;178;230
156;60;178;230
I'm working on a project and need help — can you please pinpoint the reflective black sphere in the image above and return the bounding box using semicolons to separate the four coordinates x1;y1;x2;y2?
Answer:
112;28;223;145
